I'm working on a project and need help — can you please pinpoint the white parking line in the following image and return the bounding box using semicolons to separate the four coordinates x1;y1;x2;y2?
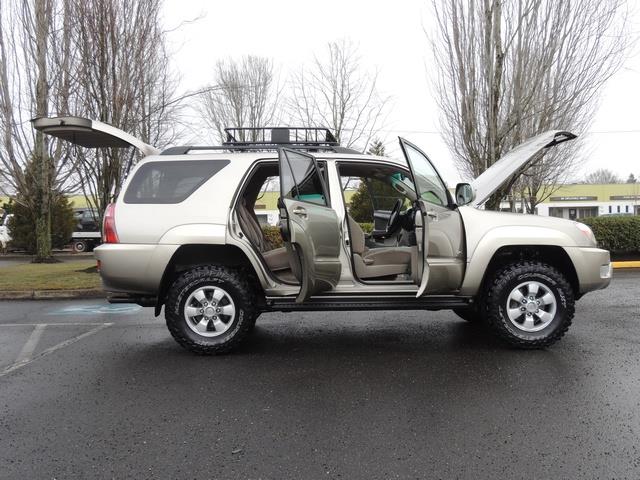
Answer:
13;324;46;366
0;322;109;327
0;323;113;378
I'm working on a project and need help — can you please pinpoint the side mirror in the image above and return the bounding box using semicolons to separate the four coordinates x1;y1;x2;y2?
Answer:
455;183;475;206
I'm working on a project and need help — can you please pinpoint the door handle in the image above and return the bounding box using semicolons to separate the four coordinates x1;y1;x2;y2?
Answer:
292;206;307;218
426;211;438;220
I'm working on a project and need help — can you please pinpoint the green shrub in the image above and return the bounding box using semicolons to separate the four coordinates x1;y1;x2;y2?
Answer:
582;216;640;254
2;194;76;254
262;225;283;249
358;222;374;234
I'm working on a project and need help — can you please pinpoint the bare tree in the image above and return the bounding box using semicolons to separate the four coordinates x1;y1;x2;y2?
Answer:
69;0;180;223
197;55;280;143
0;0;76;261
430;0;629;211
289;40;389;152
584;168;621;184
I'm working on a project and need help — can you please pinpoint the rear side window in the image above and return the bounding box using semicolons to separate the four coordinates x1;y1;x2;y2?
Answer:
124;160;230;204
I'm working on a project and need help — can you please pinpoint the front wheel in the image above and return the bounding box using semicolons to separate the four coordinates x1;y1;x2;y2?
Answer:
484;261;575;349
165;266;258;355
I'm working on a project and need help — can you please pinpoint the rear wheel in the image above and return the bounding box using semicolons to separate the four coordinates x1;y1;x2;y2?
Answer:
73;240;87;253
165;266;258;355
484;261;574;349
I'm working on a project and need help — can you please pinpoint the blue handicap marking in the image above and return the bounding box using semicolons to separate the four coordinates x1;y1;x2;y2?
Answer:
48;303;143;316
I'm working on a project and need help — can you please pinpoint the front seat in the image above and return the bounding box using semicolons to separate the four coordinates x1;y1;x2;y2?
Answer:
236;199;290;272
348;216;415;279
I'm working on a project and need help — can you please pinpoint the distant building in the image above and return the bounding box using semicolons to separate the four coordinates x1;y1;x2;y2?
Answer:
500;183;640;219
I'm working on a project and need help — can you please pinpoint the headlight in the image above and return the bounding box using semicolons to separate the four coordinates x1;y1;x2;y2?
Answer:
575;222;596;245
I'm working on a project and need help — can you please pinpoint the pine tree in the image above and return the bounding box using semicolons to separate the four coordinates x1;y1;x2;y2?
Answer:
367;139;386;157
626;173;637;184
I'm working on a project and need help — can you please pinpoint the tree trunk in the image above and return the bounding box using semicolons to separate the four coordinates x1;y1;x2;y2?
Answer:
33;0;54;263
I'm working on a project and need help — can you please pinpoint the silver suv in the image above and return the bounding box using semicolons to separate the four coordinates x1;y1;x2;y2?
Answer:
35;117;612;354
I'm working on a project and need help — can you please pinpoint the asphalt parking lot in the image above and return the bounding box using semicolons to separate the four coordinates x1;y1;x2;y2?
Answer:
1;271;639;479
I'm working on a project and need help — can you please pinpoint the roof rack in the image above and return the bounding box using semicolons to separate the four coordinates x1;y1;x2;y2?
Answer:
224;127;338;146
160;126;361;155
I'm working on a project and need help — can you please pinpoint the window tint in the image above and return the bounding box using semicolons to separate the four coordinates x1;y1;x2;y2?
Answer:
281;151;328;206
124;160;229;204
403;144;449;206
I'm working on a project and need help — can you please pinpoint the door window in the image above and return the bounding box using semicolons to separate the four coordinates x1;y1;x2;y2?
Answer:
401;143;449;207
280;150;328;207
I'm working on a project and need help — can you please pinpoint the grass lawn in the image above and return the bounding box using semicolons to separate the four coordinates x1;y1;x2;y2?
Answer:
0;260;101;291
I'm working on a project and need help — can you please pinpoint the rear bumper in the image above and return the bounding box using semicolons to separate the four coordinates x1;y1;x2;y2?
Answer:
564;247;611;295
94;243;178;294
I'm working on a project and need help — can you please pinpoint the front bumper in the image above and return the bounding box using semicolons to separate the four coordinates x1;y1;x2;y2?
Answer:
564;247;611;295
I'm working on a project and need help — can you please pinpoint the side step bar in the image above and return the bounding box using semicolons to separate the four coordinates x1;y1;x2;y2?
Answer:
108;294;156;307
266;295;472;312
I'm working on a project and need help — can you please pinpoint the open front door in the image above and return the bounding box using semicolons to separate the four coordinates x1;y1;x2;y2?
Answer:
32;116;159;156
399;137;448;297
278;148;342;303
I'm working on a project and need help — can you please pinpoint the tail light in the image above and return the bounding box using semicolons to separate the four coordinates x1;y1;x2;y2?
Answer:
102;203;119;243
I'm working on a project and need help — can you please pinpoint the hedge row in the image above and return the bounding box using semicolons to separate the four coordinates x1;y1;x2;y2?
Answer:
582;216;640;254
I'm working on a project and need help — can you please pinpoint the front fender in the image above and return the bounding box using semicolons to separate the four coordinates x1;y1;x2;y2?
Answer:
459;225;575;296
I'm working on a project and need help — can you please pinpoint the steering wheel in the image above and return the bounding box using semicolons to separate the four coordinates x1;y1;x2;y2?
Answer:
386;198;403;234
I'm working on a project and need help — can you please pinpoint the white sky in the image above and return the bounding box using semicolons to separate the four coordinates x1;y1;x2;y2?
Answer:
162;0;640;186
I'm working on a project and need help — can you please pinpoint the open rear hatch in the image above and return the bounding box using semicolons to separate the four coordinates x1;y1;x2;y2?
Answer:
470;130;576;207
32;116;159;156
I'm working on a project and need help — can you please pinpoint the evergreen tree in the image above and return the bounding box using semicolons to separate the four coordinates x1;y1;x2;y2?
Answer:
627;173;637;184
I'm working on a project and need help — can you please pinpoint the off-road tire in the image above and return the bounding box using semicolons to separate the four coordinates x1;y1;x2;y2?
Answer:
484;261;574;349
165;266;258;355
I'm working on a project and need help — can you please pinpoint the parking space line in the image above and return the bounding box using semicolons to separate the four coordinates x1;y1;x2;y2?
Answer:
14;324;46;366
0;323;113;378
0;322;109;327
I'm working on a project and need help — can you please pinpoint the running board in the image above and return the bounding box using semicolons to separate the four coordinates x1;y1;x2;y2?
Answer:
265;295;472;312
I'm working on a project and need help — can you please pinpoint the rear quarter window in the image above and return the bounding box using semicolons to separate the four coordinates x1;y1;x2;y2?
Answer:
124;160;230;204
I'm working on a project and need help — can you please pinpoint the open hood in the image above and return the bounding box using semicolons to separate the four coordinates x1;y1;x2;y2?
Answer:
32;116;160;157
470;130;576;207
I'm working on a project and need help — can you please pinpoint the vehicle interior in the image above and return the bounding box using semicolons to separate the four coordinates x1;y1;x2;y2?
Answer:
338;162;420;283
236;162;301;284
236;159;423;286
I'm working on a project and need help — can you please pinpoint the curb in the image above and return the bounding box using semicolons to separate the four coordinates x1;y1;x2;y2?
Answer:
0;288;105;301
612;261;640;269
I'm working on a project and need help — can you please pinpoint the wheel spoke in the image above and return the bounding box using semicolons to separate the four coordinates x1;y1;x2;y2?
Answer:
527;282;539;297
541;292;555;305
211;289;225;303
185;306;200;318
193;289;207;305
212;319;227;332
523;315;535;330
195;317;210;332
220;304;235;317
507;307;523;321
536;310;554;323
509;289;525;304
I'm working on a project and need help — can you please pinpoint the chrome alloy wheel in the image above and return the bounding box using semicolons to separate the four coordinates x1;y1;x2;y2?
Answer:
505;281;557;332
183;286;236;337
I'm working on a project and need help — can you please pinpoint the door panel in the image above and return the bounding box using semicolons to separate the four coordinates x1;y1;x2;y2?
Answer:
398;137;465;296
279;149;341;303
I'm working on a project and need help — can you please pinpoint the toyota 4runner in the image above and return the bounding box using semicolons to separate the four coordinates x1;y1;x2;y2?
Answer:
33;117;612;354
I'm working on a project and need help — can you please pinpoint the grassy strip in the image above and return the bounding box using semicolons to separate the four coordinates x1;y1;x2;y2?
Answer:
0;260;100;291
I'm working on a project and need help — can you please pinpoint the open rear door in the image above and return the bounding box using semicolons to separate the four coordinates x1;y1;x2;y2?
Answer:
32;116;159;156
278;148;342;303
